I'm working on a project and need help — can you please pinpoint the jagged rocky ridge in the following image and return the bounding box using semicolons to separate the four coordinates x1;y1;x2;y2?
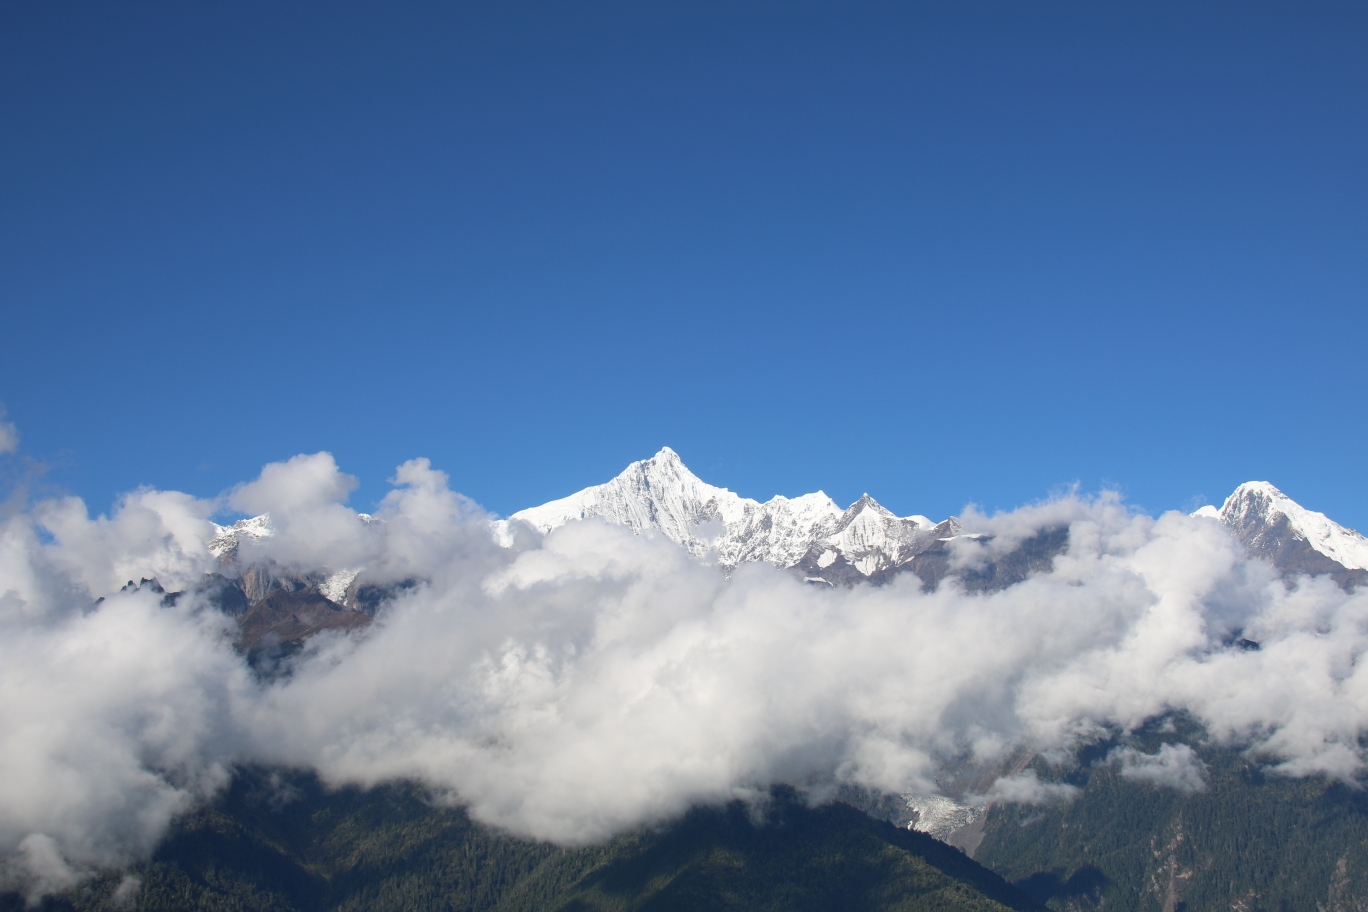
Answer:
114;569;374;662
196;447;1076;655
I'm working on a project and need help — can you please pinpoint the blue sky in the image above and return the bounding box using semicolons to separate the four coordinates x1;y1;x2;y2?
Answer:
2;2;1365;529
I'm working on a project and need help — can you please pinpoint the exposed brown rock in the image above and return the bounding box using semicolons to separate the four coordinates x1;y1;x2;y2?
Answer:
236;587;369;650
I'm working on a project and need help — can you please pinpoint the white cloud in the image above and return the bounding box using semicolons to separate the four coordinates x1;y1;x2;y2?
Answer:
3;452;1368;889
0;584;249;895
33;489;218;598
981;770;1080;806
9;834;82;902
1110;743;1207;793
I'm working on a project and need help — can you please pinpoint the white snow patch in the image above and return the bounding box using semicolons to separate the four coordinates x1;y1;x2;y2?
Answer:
320;569;361;604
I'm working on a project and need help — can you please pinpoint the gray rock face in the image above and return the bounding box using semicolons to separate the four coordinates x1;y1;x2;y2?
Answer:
238;562;326;602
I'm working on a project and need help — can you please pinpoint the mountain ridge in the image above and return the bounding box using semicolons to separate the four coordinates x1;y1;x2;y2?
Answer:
497;449;1368;590
206;451;1368;602
498;447;951;585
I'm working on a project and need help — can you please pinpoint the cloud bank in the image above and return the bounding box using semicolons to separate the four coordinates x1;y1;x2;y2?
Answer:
2;451;1367;893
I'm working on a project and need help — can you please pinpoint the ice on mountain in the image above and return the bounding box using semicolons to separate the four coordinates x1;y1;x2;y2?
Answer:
905;794;983;842
320;568;361;603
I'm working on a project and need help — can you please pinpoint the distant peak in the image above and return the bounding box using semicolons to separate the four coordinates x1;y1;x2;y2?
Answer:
636;447;699;481
1229;481;1283;498
640;447;683;468
1213;480;1368;573
1219;482;1290;520
507;450;952;579
851;493;891;512
1220;482;1293;517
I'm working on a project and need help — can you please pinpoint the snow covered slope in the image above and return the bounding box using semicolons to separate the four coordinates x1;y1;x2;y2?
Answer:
504;447;941;578
1195;481;1368;581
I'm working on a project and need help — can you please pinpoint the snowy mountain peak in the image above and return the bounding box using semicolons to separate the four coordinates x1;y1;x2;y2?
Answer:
506;449;943;578
814;493;939;576
509;448;750;551
1194;482;1368;583
209;514;274;561
1227;480;1281;499
1215;482;1368;572
851;493;892;516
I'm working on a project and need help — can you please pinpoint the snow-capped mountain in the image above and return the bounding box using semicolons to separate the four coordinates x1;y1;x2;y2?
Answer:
503;447;952;582
209;514;274;562
1195;482;1368;586
208;455;1368;617
509;452;1368;591
507;447;842;565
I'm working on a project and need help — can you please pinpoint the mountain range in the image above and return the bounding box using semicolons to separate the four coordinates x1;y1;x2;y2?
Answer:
206;448;1368;642
50;452;1368;911
494;448;1368;591
200;448;1368;694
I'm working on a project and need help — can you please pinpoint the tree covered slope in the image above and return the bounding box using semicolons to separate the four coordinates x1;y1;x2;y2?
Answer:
972;720;1368;911
4;773;1037;912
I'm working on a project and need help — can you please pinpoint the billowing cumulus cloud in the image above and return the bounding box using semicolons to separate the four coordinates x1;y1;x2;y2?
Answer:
2;452;1368;892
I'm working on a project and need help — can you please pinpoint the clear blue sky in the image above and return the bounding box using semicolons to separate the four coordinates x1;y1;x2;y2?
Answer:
2;2;1365;528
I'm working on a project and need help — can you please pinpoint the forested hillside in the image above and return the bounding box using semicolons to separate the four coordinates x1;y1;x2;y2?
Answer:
973;719;1368;910
1;773;1037;912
